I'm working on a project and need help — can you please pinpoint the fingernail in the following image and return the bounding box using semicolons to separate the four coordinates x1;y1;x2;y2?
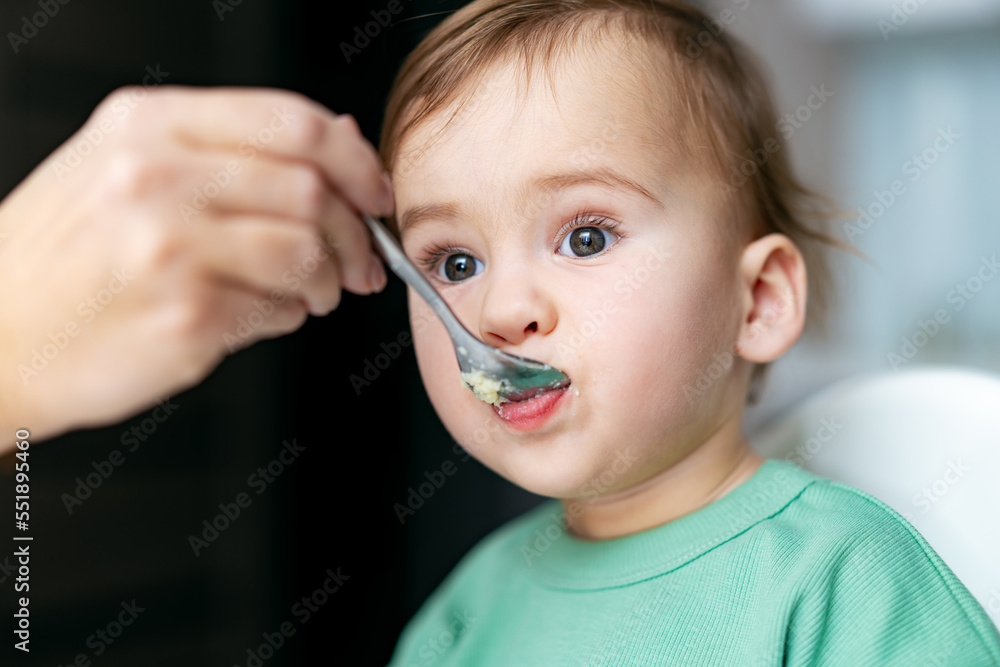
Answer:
378;172;394;214
369;261;387;293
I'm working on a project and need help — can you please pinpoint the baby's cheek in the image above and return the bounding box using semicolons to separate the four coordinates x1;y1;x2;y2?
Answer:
408;292;505;449
409;296;459;401
611;283;732;415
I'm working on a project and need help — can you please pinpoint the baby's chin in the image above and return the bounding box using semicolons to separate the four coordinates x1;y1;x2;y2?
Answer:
457;426;644;499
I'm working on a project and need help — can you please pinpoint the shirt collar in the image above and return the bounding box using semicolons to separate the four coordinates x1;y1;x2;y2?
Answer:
515;459;820;590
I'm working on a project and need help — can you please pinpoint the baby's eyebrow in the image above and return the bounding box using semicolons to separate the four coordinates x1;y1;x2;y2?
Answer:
398;167;664;236
530;167;665;211
398;202;460;237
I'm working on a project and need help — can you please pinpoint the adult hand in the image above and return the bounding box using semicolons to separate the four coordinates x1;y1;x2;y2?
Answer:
0;86;393;452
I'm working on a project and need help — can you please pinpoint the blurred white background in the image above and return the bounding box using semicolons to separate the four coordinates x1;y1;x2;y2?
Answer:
712;0;1000;432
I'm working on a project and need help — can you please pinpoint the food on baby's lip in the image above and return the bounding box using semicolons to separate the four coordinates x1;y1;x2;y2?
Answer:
461;370;509;407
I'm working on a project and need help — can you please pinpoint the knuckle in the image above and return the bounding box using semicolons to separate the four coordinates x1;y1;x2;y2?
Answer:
175;360;203;388
284;304;310;330
129;220;187;271
316;276;343;315
335;220;366;261
290;166;328;219
322;230;344;253
133;85;172;113
326;290;342;314
103;149;180;201
121;86;170;127
335;113;361;137
91;85;179;134
95;86;138;114
286;226;324;264
166;298;212;341
284;106;327;151
88;91;118;125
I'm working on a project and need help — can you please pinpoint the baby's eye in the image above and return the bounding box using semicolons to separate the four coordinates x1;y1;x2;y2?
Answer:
439;253;484;282
558;225;619;258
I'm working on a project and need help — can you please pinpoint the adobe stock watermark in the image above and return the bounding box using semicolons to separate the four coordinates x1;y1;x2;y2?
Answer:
721;84;833;197
567;117;623;170
404;609;478;667
17;268;135;385
682;285;796;403
222;232;343;353
682;0;751;60
521;115;624;223
178;106;295;224
61;398;180;515
349;330;413;395
392;74;506;183
555;244;672;363
7;0;72;54
50;66;170;183
187;438;305;556
55;600;145;666
843;127;959;244
725;467;793;532
887;254;998;371
877;0;931;40
901;459;970;519
927;640;961;667
340;0;413;63
350;270;483;394
520;447;640;566
233;566;348;667
982;588;1000;625
392;411;503;524
783;416;843;468
212;0;244;21
0;552;23;586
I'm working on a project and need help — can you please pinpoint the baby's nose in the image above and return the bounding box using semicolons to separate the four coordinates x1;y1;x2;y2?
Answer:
476;271;557;348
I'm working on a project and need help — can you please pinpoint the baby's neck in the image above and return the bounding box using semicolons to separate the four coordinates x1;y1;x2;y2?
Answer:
561;415;764;541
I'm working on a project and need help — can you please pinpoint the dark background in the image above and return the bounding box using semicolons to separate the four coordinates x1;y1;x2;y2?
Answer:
0;0;547;664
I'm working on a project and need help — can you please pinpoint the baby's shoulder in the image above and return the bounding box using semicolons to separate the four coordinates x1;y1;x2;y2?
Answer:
756;473;930;558
751;471;1000;664
767;473;918;539
753;473;967;596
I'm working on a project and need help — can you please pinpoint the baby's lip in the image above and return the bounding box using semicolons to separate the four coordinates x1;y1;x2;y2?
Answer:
505;377;571;403
493;383;571;429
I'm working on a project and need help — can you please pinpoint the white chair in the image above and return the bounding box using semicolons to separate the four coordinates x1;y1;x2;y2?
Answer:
749;364;1000;631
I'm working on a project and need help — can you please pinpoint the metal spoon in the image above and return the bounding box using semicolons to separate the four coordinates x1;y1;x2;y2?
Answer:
362;213;570;403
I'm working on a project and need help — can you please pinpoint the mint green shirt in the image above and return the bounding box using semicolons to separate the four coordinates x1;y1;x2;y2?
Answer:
387;459;1000;666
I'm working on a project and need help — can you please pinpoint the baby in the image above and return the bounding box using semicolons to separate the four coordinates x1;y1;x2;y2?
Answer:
378;0;1000;664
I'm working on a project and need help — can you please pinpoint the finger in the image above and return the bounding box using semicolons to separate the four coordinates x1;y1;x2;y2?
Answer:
315;191;386;296
150;283;311;377
214;285;311;353
195;215;344;316
140;86;394;216
183;154;383;296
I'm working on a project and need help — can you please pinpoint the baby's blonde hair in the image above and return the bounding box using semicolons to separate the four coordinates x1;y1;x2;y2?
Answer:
379;0;850;403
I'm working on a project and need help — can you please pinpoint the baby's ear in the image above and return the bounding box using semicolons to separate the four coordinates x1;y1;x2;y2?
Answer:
734;233;807;363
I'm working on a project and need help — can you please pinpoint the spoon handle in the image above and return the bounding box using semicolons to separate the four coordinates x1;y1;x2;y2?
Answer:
362;214;474;347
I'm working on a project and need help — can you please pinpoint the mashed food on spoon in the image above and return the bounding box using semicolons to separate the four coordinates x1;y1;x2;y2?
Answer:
461;370;509;407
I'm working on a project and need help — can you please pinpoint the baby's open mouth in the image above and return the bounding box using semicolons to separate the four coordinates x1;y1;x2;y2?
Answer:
493;383;571;428
461;367;572;429
461;370;571;406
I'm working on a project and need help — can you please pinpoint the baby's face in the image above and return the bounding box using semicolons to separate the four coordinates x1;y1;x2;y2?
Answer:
393;50;748;499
